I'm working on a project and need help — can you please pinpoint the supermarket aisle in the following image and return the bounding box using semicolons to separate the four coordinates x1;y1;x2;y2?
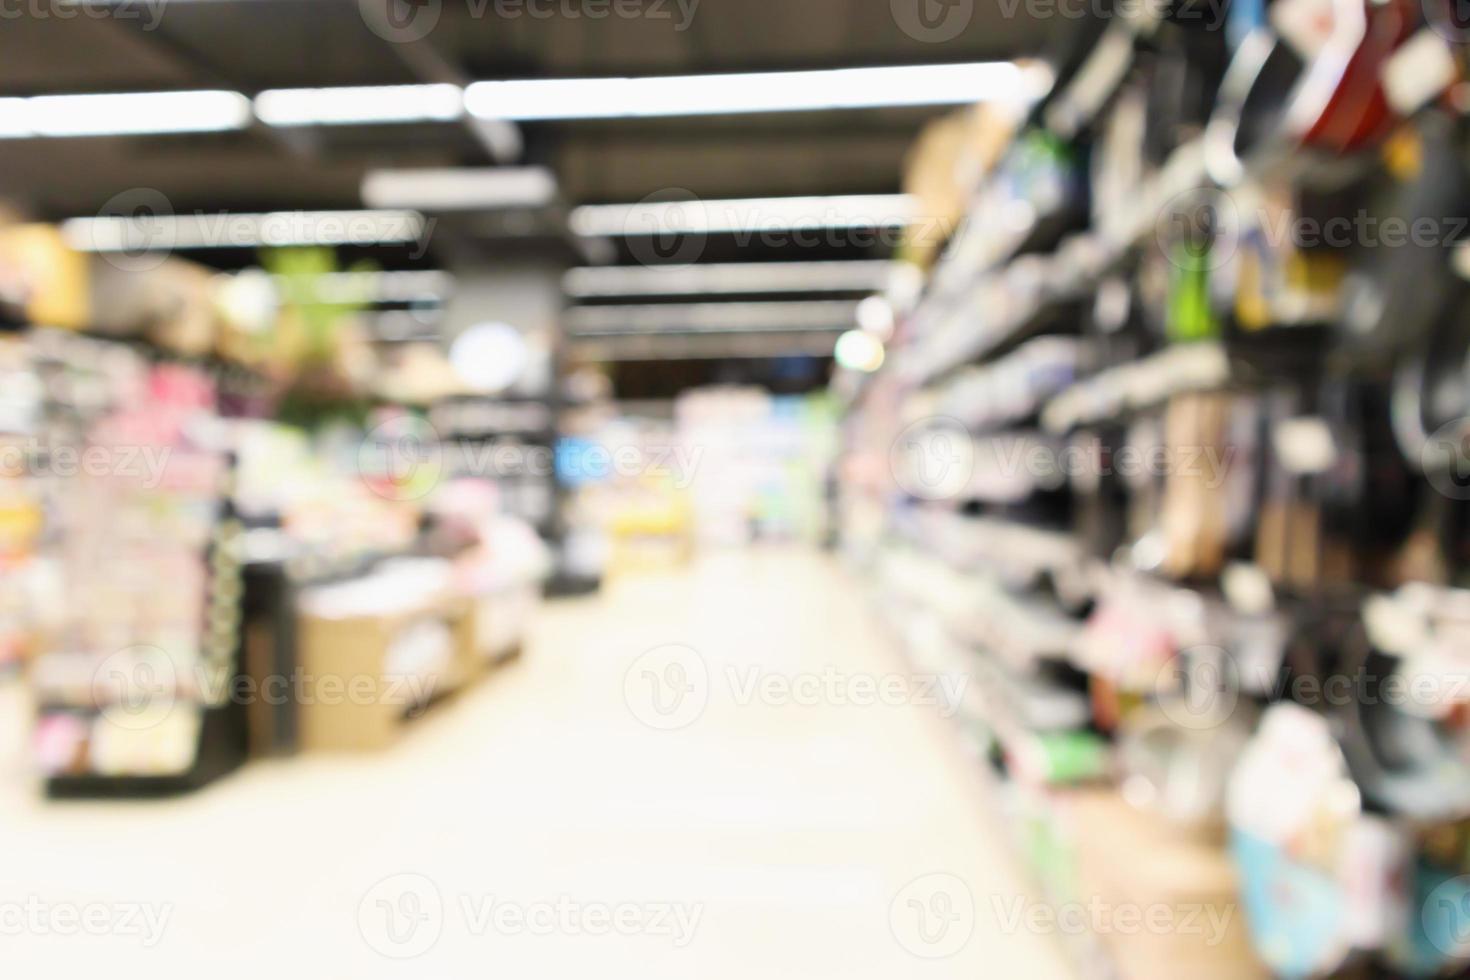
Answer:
0;548;1072;980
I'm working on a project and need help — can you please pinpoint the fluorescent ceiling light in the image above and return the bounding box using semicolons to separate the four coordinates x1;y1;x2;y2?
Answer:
62;210;424;251
570;195;917;237
18;90;250;137
2;59;1045;141
571;331;843;361
564;300;861;336
563;261;897;297
361;166;557;211
254;84;464;126
0;98;30;137
465;62;1046;120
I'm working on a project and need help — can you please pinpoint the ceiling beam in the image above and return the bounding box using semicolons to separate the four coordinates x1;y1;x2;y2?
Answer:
359;1;522;163
97;16;322;160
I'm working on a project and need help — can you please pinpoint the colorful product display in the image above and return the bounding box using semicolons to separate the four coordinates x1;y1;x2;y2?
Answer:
676;388;838;547
0;332;50;676
28;338;238;786
839;3;1470;977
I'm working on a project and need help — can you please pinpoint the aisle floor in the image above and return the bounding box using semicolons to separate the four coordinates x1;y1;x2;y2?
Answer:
0;548;1073;979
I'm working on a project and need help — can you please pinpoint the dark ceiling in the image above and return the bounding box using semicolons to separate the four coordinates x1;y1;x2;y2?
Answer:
0;0;1051;218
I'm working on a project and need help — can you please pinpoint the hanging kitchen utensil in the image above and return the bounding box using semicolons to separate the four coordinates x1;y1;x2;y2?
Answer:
1142;2;1233;166
1337;587;1470;820
1314;375;1420;588
1343;110;1470;358
1389;289;1470;478
1205;0;1421;188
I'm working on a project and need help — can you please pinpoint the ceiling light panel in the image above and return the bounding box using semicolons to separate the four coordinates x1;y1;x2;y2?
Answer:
465;62;1042;120
569;195;917;237
254;84;464;127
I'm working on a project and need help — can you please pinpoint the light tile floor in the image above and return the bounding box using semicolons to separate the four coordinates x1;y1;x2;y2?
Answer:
0;547;1074;979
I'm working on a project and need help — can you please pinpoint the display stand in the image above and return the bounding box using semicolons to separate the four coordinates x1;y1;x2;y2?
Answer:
29;332;252;798
41;504;250;799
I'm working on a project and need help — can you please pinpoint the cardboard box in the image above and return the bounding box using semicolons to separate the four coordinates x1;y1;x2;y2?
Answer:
901;102;1019;267
296;593;478;752
1061;789;1270;980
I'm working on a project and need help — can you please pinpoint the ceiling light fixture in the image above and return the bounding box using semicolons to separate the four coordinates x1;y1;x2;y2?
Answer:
0;98;31;138
254;84;465;127
571;331;843;362
62;210;425;252
0;90;251;138
361;166;558;211
465;61;1048;121
569;195;917;238
3;60;1049;140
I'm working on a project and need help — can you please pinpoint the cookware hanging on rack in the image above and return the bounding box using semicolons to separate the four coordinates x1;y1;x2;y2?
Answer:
1205;0;1421;188
1337;586;1470;820
1343;110;1470;357
1141;0;1233;166
1314;375;1419;589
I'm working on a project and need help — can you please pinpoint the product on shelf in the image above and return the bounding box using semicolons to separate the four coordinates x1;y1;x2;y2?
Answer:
0;224;90;329
901;100;1022;268
0;333;49;675
836;4;1470;975
424;477;551;662
675;388;838;548
27;341;247;793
